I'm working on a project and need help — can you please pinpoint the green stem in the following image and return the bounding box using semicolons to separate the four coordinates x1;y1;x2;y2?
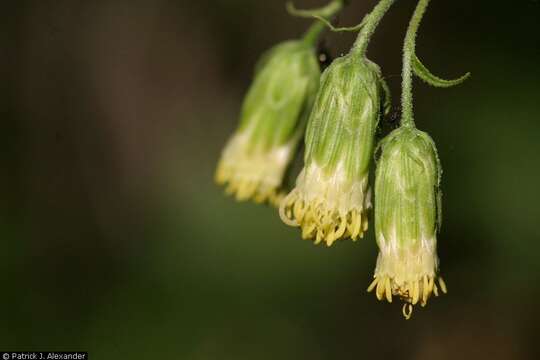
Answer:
302;0;345;46
303;20;327;46
401;0;431;128
351;0;396;56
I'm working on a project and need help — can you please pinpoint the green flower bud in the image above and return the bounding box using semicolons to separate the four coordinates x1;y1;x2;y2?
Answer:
216;41;320;204
280;54;385;246
367;127;446;317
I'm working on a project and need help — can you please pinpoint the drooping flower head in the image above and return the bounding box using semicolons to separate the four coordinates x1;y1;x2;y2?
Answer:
279;54;386;246
215;0;346;205
368;127;446;318
215;40;321;205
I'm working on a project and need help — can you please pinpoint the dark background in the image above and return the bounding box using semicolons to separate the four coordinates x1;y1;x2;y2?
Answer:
1;0;539;358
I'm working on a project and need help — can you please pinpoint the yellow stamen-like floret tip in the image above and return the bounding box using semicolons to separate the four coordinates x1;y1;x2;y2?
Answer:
367;275;447;319
279;190;368;246
215;153;287;207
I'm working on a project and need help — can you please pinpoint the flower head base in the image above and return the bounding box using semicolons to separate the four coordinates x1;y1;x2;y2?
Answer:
280;54;385;245
367;255;447;319
216;41;320;205
280;161;371;245
368;127;445;318
216;130;296;205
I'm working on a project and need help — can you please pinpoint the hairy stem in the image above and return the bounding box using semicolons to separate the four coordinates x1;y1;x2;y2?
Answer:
401;0;431;128
302;0;345;46
351;0;396;56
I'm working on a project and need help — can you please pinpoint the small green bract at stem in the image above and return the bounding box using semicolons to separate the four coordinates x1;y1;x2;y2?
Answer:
279;54;385;246
400;0;469;127
216;41;320;205
368;127;447;317
413;54;470;88
286;0;346;45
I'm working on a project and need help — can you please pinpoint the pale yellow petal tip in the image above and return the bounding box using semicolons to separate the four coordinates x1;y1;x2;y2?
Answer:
367;274;447;319
279;190;369;246
218;177;282;205
214;163;228;185
215;159;287;206
215;131;295;206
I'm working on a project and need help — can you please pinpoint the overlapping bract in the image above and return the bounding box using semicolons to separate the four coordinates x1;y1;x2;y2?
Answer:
216;41;320;205
280;55;385;245
368;127;446;315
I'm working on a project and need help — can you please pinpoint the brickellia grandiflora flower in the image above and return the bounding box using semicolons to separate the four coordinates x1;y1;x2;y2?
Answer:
367;0;469;319
216;0;470;320
280;0;394;246
215;0;345;205
368;127;447;316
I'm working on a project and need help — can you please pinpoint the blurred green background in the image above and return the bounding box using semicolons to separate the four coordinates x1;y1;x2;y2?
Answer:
1;0;539;359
